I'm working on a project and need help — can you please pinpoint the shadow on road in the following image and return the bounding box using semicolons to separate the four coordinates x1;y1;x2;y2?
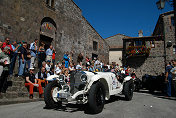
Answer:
136;89;176;101
43;95;125;114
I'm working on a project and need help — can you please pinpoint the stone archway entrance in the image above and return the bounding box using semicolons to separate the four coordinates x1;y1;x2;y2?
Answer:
40;17;56;50
40;34;53;50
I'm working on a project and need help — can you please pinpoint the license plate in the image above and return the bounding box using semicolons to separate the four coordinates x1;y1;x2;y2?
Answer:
58;93;68;98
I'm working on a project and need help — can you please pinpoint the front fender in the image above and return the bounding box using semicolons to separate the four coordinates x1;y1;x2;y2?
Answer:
124;76;132;82
87;75;102;90
86;74;110;100
46;74;60;81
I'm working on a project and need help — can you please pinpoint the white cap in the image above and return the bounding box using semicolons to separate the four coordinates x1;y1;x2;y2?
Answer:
29;67;34;70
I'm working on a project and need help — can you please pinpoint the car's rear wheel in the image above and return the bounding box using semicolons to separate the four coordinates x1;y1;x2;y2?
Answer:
123;79;134;101
88;82;105;114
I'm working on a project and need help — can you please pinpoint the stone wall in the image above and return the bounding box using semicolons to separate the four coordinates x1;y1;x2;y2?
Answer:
0;0;109;64
153;11;175;63
163;13;176;62
124;11;175;79
105;34;126;49
125;40;165;79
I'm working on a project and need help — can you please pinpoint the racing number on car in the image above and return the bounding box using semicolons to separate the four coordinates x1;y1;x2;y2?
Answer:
111;75;118;89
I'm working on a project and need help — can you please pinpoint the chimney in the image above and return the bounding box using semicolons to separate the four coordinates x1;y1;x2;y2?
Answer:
138;30;143;37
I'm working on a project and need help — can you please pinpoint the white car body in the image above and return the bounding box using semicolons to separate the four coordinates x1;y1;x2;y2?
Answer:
46;71;132;102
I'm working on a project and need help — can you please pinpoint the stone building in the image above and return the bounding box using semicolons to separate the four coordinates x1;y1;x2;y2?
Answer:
122;11;175;79
0;0;109;64
123;36;165;79
153;11;175;62
105;34;128;66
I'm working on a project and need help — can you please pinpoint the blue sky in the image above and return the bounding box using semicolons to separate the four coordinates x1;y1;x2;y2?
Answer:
73;0;173;39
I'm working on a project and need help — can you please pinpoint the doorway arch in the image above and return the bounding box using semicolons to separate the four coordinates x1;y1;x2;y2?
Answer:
40;17;57;50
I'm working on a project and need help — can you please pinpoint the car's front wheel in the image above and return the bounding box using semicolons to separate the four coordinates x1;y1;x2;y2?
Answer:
88;82;105;114
44;80;62;108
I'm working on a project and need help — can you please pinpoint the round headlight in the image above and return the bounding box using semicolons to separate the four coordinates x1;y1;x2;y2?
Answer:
63;85;70;92
80;74;87;82
59;75;65;83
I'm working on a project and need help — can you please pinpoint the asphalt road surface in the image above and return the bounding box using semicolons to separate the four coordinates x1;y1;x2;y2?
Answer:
0;91;176;118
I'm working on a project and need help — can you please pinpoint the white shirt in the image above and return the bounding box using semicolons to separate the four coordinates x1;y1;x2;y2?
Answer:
45;64;51;72
69;66;75;71
76;64;82;70
55;66;61;74
121;70;125;74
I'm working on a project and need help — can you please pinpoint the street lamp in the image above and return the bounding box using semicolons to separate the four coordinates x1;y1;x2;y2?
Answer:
156;0;166;9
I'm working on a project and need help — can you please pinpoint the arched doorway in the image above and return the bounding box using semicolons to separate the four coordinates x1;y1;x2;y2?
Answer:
40;17;57;50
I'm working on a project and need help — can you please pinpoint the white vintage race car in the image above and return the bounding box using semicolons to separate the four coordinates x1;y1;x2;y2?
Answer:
44;71;134;114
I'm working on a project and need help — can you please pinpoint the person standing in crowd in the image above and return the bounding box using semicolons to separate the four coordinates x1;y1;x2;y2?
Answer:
18;42;28;77
35;67;47;87
77;53;83;66
46;45;53;63
52;49;56;66
165;62;173;97
9;41;20;76
25;67;43;99
0;41;3;77
30;39;38;68
26;44;32;71
86;56;91;68
1;37;13;57
38;42;46;68
63;51;70;68
170;60;176;97
0;46;10;93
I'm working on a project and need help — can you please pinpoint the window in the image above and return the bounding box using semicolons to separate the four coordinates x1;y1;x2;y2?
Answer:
51;0;55;7
46;0;55;8
93;41;98;51
46;0;49;5
135;41;142;46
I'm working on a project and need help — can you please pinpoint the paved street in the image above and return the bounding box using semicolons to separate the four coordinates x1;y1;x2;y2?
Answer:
0;92;176;118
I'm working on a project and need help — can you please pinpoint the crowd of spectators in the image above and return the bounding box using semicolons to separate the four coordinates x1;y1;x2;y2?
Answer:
0;37;132;98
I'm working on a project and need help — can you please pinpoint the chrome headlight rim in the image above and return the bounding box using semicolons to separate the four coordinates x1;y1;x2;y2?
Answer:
62;85;70;92
59;74;65;83
80;74;87;83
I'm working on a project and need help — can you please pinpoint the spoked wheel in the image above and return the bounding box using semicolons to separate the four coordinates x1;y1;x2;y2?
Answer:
44;80;62;108
88;82;105;114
